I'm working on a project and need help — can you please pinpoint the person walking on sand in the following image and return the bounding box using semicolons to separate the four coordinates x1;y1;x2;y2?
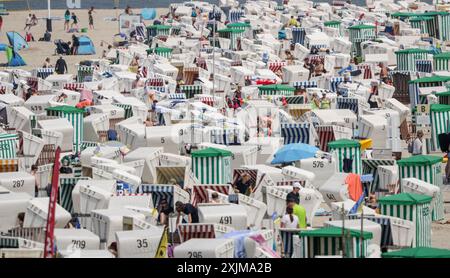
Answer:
55;56;68;74
64;10;71;31
88;7;95;30
24;14;32;31
71;12;79;30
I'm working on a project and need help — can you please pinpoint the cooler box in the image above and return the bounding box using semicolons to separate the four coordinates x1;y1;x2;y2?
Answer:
115;227;165;258
54;228;101;251
23;197;71;228
174;238;234;258
198;204;248;230
0;171;35;197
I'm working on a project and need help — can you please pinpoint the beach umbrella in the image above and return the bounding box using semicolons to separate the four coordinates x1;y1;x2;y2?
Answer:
271;143;319;164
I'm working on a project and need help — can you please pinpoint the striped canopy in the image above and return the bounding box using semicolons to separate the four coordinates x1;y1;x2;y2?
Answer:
379;193;432;247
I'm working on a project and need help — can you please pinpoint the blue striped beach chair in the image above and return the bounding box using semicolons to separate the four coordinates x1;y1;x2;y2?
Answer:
281;123;312;144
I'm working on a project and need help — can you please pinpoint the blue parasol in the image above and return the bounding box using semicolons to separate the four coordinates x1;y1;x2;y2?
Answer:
271;143;319;164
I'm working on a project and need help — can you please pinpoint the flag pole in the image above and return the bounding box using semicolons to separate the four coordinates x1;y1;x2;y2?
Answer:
360;201;364;258
43;146;61;258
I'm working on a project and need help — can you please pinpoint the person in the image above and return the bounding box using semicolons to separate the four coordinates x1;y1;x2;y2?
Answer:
288;16;299;27
71;35;79;55
412;130;424;155
42;57;52;68
287;199;307;228
379;62;388;81
367;91;378;109
233;85;242;100
71;12;79;29
0;16;3;32
88;7;95;30
31;165;40;197
314;61;326;76
235;172;253;195
17;212;25;228
130;56;139;67
285;50;294;64
286;182;301;204
320;93;331;109
191;7;197;24
304;59;315;80
210;192;221;203
59;158;73;174
55;56;68;74
281;206;300;228
24;14;32;31
125;6;133;15
175;201;199;224
157;198;173;226
108;242;118;257
310;93;321;109
64;9;71;31
31;14;38;28
132;75;144;89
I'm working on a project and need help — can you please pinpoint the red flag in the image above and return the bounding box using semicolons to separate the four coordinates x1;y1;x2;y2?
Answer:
43;146;61;258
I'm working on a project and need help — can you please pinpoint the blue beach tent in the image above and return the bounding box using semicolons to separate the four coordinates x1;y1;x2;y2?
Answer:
0;44;26;66
77;35;96;55
6;31;29;51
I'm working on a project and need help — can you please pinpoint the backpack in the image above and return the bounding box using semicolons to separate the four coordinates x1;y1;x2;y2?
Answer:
408;140;414;154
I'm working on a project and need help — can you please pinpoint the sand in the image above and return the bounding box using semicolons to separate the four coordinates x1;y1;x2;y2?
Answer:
0;9;167;73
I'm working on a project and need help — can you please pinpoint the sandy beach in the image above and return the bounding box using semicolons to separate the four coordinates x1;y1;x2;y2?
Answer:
0;9;167;73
